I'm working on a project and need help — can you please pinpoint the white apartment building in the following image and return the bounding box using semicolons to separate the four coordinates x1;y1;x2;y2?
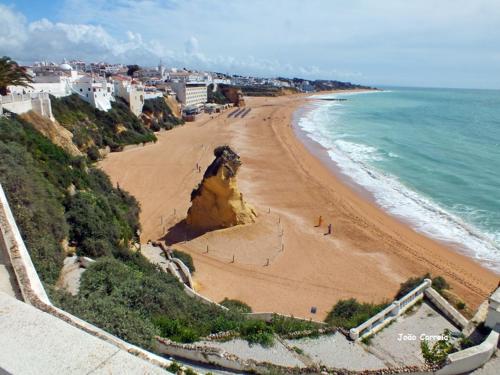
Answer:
170;81;207;108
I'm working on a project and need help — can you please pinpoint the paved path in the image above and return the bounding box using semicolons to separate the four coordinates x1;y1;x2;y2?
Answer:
369;302;456;366
286;332;385;370
199;338;304;367
0;292;169;374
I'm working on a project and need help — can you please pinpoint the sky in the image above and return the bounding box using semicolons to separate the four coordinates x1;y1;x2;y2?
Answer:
1;0;500;89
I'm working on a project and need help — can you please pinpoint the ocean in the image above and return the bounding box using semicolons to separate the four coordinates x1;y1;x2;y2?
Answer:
296;87;500;273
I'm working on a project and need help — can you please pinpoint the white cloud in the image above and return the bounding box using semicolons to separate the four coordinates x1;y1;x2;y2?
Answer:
0;4;350;79
3;0;500;86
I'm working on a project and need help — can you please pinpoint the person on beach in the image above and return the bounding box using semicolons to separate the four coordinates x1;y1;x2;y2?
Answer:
316;215;323;227
327;223;332;235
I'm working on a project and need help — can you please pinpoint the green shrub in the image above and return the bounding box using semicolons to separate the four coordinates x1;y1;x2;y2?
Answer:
220;298;252;313
395;274;430;299
167;362;182;374
325;298;387;329
172;249;195;273
420;329;453;365
239;320;274;346
432;276;450;294
152;317;200;343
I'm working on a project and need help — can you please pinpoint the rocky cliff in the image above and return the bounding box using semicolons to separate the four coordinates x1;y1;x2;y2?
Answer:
140;97;183;131
186;146;256;231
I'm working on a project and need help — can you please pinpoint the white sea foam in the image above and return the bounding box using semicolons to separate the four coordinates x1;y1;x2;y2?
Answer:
297;101;500;273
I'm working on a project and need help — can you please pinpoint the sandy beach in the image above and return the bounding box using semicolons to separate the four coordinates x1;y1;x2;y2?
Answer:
100;92;498;320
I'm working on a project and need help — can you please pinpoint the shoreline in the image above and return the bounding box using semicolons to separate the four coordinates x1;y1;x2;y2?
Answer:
292;93;499;273
100;91;498;319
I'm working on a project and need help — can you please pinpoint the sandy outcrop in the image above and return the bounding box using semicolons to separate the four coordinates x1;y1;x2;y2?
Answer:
186;146;256;231
20;111;82;156
220;86;245;107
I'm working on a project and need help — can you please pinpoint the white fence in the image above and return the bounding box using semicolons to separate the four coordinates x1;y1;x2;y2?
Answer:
350;279;432;340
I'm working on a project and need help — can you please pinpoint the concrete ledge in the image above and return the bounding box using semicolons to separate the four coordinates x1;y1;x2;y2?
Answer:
424;288;468;329
436;331;499;375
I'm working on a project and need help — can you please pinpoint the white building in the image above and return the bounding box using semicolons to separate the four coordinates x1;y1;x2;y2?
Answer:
8;63;82;98
113;77;145;117
169;81;207;108
72;75;114;112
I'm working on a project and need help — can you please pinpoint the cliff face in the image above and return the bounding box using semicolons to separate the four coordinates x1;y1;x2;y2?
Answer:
220;86;245;107
20;111;82;157
186;146;256;231
140;97;183;131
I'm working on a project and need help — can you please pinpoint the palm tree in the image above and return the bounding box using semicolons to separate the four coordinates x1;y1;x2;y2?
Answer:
0;56;33;96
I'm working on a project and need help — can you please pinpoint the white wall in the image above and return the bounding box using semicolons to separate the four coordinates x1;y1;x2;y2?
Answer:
436;331;499;375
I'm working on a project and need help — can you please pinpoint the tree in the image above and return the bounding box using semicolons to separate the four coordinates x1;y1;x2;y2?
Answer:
127;64;140;77
0;56;33;95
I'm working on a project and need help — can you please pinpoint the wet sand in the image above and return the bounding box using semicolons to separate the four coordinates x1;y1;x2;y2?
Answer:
100;93;498;320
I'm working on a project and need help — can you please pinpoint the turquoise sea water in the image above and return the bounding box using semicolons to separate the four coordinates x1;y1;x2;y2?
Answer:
297;87;500;273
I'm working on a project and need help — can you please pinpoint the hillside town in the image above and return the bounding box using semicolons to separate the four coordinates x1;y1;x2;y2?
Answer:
0;59;368;120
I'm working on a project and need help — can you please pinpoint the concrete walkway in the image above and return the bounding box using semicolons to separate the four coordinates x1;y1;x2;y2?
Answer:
286;332;385;370
0;292;169;374
369;302;456;366
199;338;304;367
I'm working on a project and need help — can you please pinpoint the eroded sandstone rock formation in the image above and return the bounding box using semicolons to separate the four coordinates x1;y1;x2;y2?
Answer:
186;146;256;231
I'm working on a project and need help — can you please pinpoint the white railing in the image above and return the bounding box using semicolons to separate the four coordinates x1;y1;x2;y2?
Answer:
349;278;432;340
0;92;50;104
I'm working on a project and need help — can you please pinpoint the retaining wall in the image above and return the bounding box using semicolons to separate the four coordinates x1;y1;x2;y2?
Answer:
424;288;469;329
436;330;499;375
0;93;53;119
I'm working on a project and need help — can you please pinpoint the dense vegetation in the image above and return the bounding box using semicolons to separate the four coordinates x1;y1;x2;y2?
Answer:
51;94;156;157
0;115;142;283
141;97;183;132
